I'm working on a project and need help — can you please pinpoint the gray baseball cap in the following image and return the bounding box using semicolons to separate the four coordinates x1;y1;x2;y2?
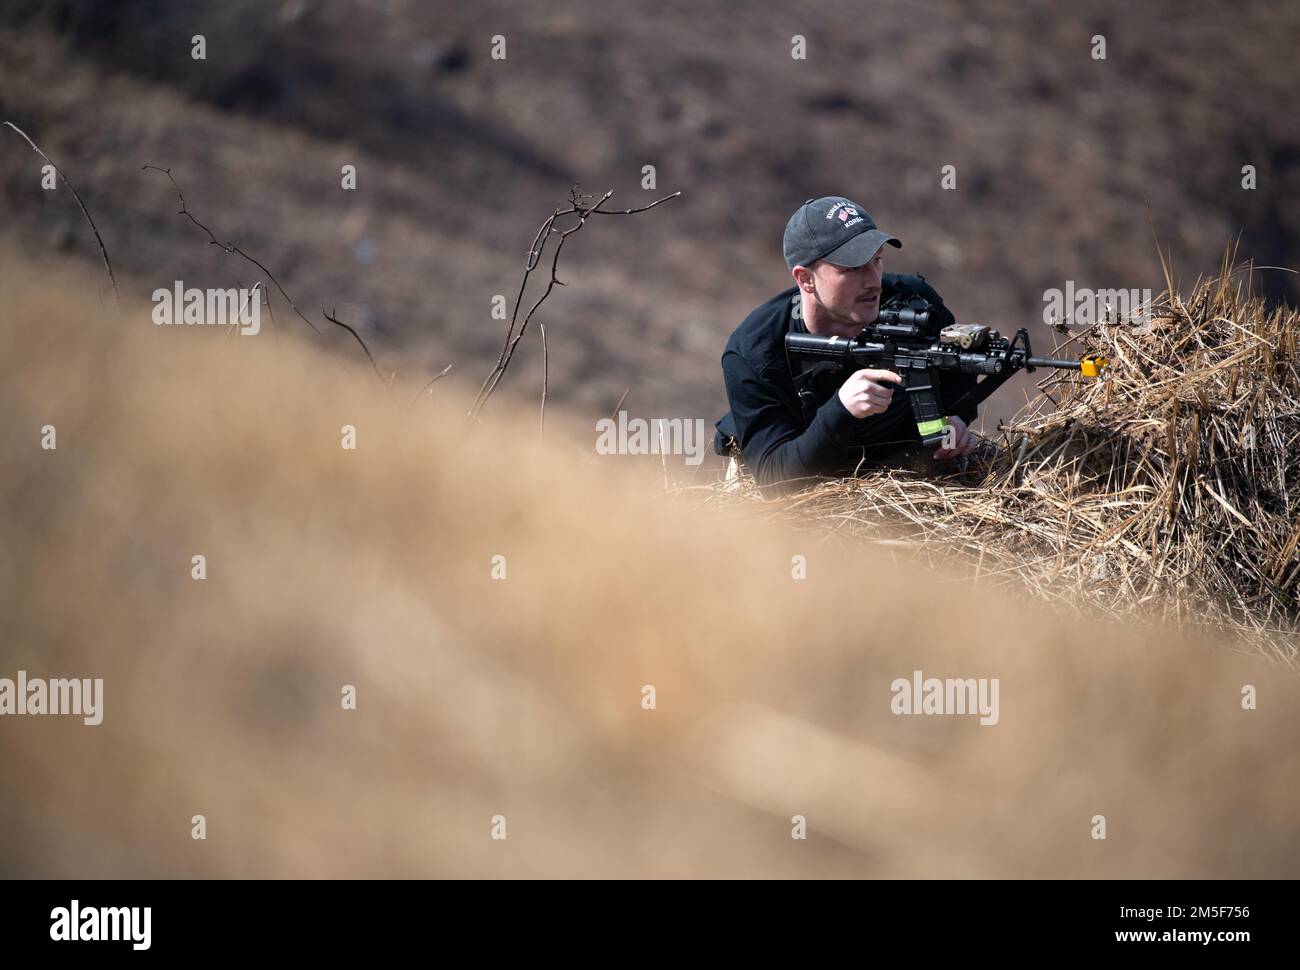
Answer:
782;196;901;272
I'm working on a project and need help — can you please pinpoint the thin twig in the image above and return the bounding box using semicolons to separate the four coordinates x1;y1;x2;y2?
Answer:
5;121;118;307
407;364;454;409
144;164;392;385
322;306;393;384
143;165;322;334
470;185;680;422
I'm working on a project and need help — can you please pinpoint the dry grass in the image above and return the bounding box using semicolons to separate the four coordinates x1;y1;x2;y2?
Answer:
3;248;1300;878
710;258;1300;666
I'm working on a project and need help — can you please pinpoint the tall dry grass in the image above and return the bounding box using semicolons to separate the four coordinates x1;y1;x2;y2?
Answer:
1;249;1298;878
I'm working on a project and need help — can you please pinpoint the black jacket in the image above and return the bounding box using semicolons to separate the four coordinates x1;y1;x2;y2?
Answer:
714;273;979;493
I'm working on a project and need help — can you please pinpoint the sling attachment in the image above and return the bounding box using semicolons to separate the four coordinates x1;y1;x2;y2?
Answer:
788;353;833;427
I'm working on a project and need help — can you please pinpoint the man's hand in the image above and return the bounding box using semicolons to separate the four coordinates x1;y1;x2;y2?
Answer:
932;414;979;460
838;368;904;419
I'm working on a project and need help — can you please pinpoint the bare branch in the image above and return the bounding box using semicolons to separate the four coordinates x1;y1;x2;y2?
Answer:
322;306;394;385
584;386;633;465
142;164;323;335
4;121;119;308
225;278;261;344
586;191;682;216
540;320;548;435
470;184;679;422
408;364;454;409
144;164;395;388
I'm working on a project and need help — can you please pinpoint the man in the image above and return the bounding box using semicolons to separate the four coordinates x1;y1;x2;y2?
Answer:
714;196;980;494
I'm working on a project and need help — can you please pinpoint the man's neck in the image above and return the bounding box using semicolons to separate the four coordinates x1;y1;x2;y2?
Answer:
799;290;850;337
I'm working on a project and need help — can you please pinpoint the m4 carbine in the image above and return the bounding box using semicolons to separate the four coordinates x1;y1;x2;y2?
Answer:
784;297;1107;446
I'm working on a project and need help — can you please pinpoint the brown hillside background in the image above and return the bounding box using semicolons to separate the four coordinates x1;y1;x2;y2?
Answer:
2;0;1297;434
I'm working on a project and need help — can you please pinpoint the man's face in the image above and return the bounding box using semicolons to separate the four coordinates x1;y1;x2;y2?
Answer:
796;248;885;337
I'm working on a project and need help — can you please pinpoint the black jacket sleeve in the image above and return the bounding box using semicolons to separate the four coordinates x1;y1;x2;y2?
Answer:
721;347;862;490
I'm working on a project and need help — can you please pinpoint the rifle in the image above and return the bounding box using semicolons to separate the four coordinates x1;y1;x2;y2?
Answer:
784;296;1107;446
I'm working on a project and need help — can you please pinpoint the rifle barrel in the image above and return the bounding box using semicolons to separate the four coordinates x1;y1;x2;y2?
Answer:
1025;356;1082;370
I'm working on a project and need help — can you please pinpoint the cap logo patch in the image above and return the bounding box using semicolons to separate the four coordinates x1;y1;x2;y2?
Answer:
825;201;865;230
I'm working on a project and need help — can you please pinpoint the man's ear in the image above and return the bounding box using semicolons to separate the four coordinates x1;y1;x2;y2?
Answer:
792;264;815;292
